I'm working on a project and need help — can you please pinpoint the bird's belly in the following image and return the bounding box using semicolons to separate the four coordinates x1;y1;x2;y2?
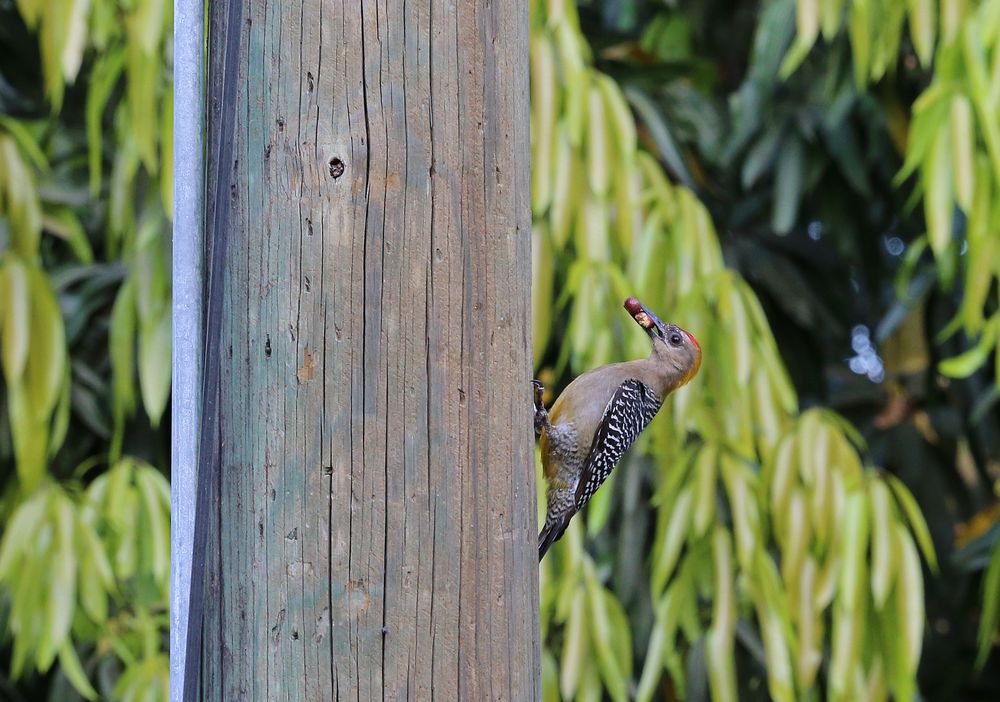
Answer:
542;421;580;488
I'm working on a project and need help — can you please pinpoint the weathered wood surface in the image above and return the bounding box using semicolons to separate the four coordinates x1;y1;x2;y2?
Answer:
200;0;538;699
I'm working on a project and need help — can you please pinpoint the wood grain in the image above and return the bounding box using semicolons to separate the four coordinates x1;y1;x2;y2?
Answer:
200;0;539;698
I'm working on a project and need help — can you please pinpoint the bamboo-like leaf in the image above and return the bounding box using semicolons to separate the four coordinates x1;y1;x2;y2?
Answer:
541;650;559;702
781;489;809;586
692;444;718;537
530;35;556;216
586;470;615;536
109;278;137;453
924;120;953;257
131;0;166;53
61;0;91;82
57;642;98;700
40;495;77;671
161;86;173;215
556;24;589;147
757;606;795;702
8;380;47;489
559;586;586;699
587;579;628;702
772;135;804;234
939;316;999;378
720;456;756;568
651;487;693;596
768;435;796;532
707;528;737;702
796;558;822;688
532;224;554;369
42;207;94;263
548;132;575;247
86;48;126;194
49;361;71;455
940;0;966;44
839;491;869;612
796;0;820;45
138;306;171;427
635;609;669;702
847;0;871;85
602;588;633;679
907;0;936;66
976;539;1000;669
949;95;976;211
586;81;611;197
821;0;846;38
869;479;897;608
0;489;47;579
24;266;67;421
597;75;635;165
78;539;109;624
125;32;160;172
741;124;784;189
0;116;48;170
626;87;696;189
0;137;42;255
136;467;169;582
828;606;861;701
893;525;924;673
2;257;31;384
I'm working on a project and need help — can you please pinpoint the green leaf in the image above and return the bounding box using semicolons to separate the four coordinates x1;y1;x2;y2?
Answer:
772;135;804;234
884;473;939;572
57;642;98;700
587;579;628;702
24;265;67;420
161;88;173;217
8;381;48;489
949;96;975;212
939;317;999;378
976;538;1000;669
741;123;784;189
559;586;586;699
60;0;91;82
0;489;47;579
707;528;737;702
625;87;696;189
0;116;49;170
86;48;126;195
136;466;169;582
125;32;160;172
42;207;94;263
586;80;611;197
2;257;31;384
893;525;925;674
907;0;936;66
869;479;897;608
109;279;137;455
924;124;954;257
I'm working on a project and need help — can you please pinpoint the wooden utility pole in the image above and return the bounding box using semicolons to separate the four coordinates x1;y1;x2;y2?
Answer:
196;0;539;698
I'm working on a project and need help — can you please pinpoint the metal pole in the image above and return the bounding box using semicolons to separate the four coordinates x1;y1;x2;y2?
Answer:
170;0;205;697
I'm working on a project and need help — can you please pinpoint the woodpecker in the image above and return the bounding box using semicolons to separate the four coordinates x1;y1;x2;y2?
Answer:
534;297;702;561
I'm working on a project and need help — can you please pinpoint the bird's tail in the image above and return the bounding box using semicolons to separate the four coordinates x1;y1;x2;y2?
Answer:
538;517;570;562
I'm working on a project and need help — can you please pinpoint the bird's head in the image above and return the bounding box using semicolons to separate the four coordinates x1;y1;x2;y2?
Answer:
624;297;702;388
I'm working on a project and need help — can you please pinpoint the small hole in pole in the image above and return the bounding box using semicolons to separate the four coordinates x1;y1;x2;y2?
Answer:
329;157;345;179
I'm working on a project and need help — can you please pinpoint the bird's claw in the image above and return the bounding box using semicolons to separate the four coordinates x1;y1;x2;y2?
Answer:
532;380;549;434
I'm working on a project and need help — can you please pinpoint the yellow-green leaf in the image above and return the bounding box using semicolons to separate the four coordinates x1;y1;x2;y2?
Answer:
2;258;31;384
138;307;171;426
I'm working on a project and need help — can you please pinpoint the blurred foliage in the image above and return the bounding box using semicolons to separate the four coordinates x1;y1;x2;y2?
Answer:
0;0;171;698
533;0;1000;700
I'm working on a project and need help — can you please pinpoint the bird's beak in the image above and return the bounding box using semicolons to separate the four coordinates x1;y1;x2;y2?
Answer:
624;297;666;339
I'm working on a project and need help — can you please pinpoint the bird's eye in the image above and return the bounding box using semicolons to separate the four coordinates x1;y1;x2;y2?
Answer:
669;332;682;345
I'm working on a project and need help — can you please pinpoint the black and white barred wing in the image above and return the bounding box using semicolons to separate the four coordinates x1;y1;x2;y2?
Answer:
574;379;661;511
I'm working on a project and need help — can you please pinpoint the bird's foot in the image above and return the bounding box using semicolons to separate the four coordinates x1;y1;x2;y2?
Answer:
532;380;550;435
